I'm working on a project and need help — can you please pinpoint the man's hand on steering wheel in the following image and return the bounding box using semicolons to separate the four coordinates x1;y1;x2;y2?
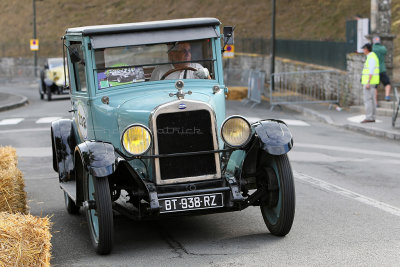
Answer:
160;67;197;80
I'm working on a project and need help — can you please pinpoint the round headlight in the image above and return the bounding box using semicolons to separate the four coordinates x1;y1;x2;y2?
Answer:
121;124;152;155
221;116;251;148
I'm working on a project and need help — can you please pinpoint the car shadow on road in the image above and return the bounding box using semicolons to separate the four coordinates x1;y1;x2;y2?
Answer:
111;211;283;257
44;96;70;102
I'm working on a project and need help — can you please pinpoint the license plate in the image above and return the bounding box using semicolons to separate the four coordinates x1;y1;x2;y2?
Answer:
159;193;224;213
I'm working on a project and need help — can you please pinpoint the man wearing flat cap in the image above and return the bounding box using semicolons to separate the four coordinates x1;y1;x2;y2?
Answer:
361;43;380;123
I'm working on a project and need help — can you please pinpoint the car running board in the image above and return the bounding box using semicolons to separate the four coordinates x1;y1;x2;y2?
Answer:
60;181;77;202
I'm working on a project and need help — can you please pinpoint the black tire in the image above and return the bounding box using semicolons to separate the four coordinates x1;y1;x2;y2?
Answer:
39;70;45;100
392;100;399;127
259;153;295;236
83;168;114;255
39;84;44;100
64;191;80;214
47;86;52;101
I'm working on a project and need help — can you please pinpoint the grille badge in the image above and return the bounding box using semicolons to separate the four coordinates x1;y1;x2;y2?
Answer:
178;103;187;109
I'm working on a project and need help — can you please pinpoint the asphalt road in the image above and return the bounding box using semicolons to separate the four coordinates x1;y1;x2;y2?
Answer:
1;83;399;266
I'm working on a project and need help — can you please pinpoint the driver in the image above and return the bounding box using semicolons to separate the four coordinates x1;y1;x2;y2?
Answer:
150;42;209;80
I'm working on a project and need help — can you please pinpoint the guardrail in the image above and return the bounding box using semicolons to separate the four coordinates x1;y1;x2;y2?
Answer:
269;70;342;110
224;68;266;108
246;70;265;108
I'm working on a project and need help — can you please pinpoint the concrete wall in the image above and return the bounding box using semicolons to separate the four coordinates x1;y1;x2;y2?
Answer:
2;54;367;106
0;57;45;82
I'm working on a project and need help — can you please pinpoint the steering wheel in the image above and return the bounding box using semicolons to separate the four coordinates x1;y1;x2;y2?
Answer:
160;66;197;80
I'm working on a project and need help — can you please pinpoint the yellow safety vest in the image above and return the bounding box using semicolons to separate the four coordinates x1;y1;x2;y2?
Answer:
362;52;380;85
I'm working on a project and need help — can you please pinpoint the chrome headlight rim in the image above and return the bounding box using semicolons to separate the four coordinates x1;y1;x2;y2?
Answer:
220;115;252;148
121;123;153;156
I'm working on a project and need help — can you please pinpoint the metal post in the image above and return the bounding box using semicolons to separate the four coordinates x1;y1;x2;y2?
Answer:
270;0;276;91
33;0;37;77
370;0;378;33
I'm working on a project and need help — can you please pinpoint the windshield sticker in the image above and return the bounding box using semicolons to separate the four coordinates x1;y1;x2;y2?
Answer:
98;65;145;89
76;100;88;140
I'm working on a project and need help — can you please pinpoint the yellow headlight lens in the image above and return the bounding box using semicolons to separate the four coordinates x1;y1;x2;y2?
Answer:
221;117;251;147
122;125;152;155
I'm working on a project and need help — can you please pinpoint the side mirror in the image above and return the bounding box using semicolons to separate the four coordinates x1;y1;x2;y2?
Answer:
69;48;81;64
223;26;234;45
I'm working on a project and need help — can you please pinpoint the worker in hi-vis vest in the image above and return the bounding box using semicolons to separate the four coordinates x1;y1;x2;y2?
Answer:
361;43;380;123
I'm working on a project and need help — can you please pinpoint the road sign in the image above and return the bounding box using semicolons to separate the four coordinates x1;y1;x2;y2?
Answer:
223;44;234;58
30;39;39;51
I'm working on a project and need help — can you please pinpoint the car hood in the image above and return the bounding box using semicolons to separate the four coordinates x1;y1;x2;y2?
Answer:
117;90;211;132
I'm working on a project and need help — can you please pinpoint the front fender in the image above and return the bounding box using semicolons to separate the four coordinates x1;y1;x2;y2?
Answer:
51;119;76;181
253;119;293;155
75;141;116;178
224;119;293;180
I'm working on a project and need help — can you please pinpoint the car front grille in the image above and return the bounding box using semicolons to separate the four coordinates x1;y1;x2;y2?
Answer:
155;109;217;180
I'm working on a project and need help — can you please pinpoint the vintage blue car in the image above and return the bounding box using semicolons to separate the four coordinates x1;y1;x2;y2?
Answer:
51;18;295;255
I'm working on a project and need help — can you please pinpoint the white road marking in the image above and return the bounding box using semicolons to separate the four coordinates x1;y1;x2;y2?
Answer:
0;118;24;125
0;128;49;134
247;117;310;126
296;143;400;159
347;115;382;123
290;151;400;164
36;117;62;124
294;171;400;217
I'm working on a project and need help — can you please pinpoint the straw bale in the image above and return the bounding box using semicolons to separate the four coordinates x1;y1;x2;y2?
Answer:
226;86;248;100
0;146;17;170
0;212;52;267
0;147;27;214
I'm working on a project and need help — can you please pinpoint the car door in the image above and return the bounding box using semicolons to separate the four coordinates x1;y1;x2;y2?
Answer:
68;40;92;143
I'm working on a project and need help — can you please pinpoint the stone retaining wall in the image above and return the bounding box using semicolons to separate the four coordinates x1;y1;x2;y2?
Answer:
1;54;366;106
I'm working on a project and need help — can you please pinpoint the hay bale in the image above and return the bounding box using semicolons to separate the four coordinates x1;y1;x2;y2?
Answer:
0;146;27;214
0;146;17;170
226;86;248;100
0;212;52;267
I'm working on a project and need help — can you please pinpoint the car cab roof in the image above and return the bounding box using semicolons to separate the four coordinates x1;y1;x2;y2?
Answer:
66;18;221;36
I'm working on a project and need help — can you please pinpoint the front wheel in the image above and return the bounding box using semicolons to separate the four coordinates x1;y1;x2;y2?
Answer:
46;86;52;101
83;171;114;254
259;153;295;236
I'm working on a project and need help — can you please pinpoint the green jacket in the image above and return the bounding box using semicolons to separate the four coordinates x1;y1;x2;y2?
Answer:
372;43;387;73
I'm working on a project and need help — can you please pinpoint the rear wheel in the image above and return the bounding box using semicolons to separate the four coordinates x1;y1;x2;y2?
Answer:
39;84;44;100
258;153;295;236
83;169;114;254
64;191;80;214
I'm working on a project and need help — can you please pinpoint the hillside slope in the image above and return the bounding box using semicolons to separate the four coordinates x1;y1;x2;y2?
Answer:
0;0;374;58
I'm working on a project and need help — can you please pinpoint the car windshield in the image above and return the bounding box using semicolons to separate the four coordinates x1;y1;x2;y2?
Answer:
94;39;215;90
48;58;64;69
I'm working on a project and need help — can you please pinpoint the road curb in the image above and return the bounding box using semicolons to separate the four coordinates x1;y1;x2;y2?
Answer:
283;104;400;141
0;93;29;112
342;124;400;140
282;104;334;125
